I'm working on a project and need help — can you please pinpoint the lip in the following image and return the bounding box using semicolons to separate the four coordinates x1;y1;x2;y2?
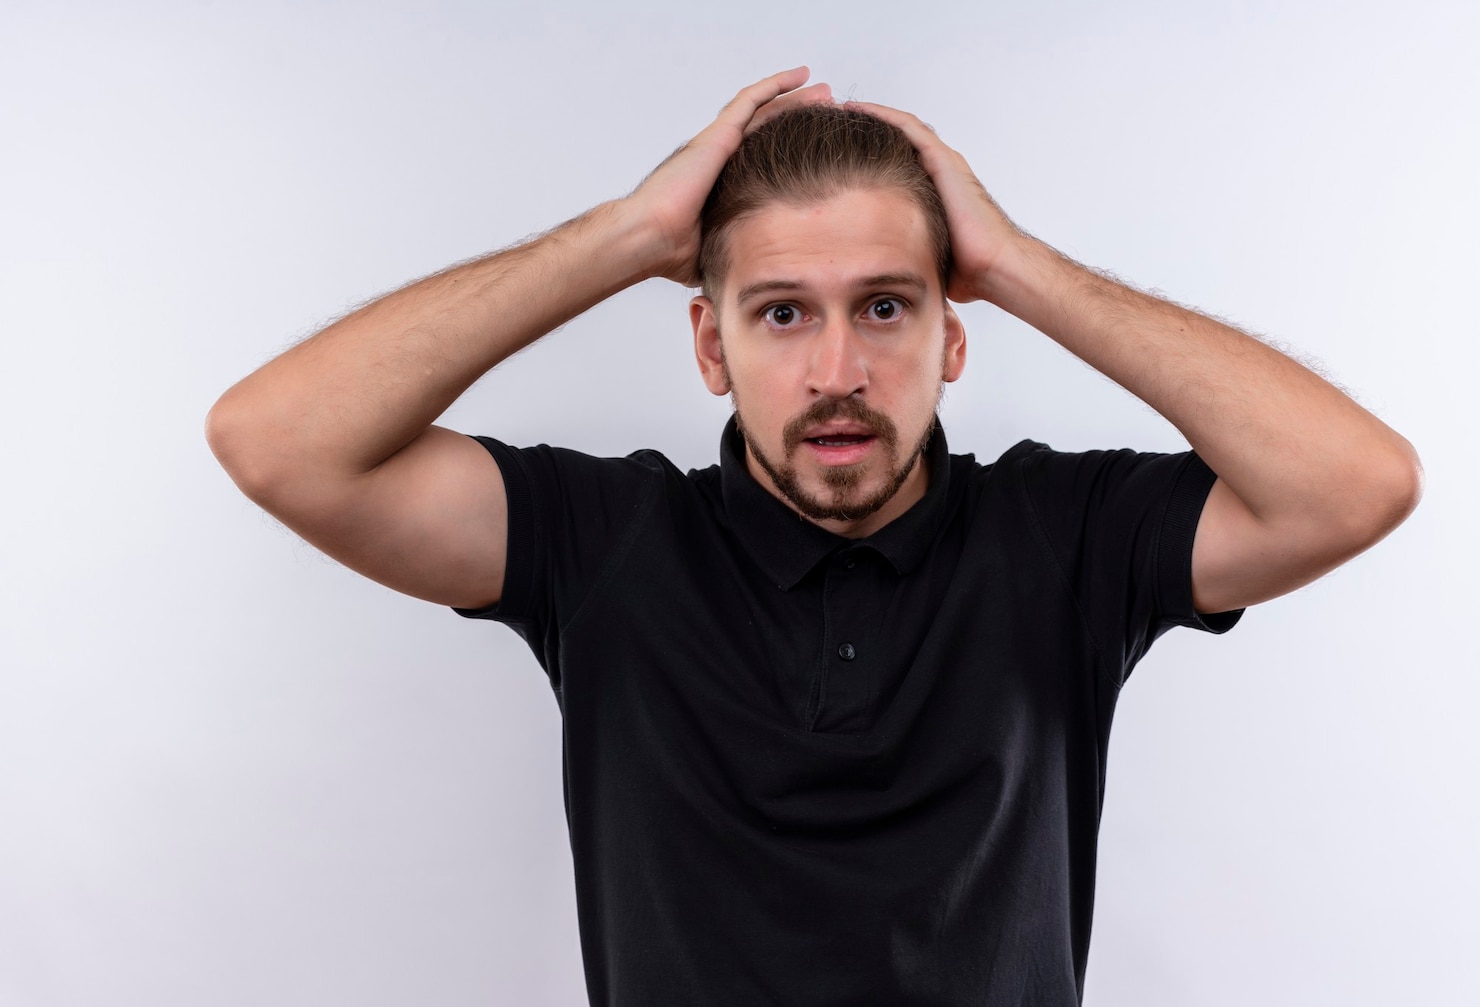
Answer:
801;434;877;466
802;422;876;440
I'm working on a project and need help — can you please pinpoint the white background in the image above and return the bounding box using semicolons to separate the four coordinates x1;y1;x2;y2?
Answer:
3;1;1475;1004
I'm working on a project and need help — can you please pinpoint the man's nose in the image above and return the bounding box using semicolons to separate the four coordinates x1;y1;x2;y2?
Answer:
807;316;868;400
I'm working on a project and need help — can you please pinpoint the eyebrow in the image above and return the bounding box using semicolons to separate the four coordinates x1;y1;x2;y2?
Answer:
734;272;930;306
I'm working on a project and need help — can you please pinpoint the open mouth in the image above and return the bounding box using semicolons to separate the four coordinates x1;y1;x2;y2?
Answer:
779;398;898;467
808;434;874;447
800;433;878;466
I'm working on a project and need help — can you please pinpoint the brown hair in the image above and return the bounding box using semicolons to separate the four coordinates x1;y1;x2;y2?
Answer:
698;103;952;301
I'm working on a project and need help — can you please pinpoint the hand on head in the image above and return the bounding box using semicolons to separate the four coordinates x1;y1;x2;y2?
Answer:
624;71;1022;302
624;68;833;287
743;80;833;136
841;100;1024;304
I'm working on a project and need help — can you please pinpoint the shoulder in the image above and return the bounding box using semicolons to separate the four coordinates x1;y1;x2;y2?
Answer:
990;438;1148;471
952;437;1057;478
981;437;1196;489
951;437;1208;527
949;437;1049;493
479;438;677;490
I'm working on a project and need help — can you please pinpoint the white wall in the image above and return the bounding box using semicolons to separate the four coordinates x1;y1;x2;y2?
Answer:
2;1;1474;1004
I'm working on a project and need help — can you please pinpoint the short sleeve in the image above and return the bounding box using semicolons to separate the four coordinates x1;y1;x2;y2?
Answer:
450;435;662;687
1012;442;1244;684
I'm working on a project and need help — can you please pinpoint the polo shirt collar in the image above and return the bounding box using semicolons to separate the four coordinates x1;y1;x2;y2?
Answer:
718;413;952;589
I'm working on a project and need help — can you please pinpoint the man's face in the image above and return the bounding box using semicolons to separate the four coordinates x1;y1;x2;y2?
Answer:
690;187;966;538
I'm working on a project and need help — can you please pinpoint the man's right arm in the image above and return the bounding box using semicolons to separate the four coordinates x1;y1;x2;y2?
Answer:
204;68;823;611
205;204;654;610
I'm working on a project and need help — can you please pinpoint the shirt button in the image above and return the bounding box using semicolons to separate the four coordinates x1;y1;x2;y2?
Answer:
837;642;857;661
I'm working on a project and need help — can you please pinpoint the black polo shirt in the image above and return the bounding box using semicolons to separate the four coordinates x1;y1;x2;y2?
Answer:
453;417;1242;1006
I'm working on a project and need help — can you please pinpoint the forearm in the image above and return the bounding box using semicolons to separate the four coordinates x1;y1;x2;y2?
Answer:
207;200;652;488
979;236;1421;529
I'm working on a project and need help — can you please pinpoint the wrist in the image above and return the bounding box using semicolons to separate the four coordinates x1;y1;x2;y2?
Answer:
602;194;697;286
569;199;670;288
969;233;1063;311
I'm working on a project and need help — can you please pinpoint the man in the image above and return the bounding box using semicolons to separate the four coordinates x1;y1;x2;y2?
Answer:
206;68;1421;1005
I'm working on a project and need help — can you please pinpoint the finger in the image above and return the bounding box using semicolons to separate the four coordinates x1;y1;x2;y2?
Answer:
744;82;834;136
720;67;811;118
844;99;974;180
642;69;816;185
767;81;833;108
709;66;812;134
843;99;942;148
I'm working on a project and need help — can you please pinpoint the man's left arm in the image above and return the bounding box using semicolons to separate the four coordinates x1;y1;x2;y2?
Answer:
851;100;1423;616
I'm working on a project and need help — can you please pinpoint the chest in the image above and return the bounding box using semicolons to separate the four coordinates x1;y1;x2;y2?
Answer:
557;498;1107;766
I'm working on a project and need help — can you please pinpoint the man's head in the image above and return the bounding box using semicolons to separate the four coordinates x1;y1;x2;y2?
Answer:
689;103;966;539
697;104;952;302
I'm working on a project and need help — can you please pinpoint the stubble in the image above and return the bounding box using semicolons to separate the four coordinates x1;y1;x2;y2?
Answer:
732;390;938;524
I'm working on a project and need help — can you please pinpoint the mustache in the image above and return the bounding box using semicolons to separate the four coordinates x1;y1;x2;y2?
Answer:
782;397;900;457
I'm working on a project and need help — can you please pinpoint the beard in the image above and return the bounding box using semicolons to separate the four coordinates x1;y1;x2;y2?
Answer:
733;393;938;524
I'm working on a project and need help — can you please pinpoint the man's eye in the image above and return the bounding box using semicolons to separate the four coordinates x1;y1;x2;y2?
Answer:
764;304;798;326
870;298;903;321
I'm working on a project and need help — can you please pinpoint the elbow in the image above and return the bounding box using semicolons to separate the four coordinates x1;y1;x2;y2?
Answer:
1387;438;1424;527
1350;437;1424;548
204;391;282;503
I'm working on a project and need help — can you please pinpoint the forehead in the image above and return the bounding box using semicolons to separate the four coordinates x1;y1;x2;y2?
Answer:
720;188;937;308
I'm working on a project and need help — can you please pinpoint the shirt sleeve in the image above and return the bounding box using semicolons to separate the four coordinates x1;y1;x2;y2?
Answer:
449;435;662;688
1011;441;1244;685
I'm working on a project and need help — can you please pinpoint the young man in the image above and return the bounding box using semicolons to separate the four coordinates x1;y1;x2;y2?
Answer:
206;69;1421;1005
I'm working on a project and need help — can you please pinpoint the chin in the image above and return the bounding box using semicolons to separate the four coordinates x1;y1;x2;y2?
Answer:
791;462;912;524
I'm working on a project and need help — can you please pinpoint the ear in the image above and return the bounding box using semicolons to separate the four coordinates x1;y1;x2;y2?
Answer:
691;295;732;396
942;304;967;383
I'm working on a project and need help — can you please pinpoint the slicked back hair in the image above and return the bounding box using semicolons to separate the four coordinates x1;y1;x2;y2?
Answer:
698;104;952;303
